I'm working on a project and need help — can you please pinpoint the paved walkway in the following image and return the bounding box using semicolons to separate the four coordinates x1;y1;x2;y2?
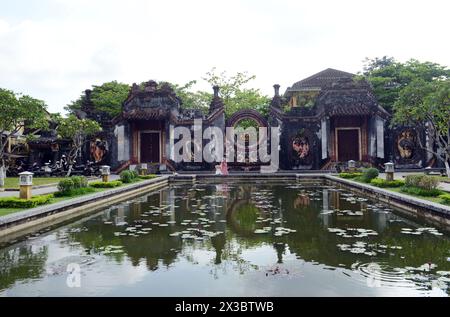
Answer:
0;175;121;198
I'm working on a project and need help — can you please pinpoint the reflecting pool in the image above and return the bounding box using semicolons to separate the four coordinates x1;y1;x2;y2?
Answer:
1;180;449;296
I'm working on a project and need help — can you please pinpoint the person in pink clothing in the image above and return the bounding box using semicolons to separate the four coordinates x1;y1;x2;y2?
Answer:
220;159;229;176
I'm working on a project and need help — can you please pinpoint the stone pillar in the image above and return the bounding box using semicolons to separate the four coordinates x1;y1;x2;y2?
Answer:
321;118;329;160
0;166;5;188
376;116;385;159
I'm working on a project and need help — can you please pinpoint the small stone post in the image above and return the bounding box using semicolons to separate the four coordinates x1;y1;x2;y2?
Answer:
19;171;33;200
140;164;148;176
348;160;356;173
385;162;395;181
101;165;111;183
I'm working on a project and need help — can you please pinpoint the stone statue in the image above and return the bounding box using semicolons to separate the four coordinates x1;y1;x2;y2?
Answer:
397;130;415;159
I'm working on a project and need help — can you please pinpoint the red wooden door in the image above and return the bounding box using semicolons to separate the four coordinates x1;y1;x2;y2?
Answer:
140;133;160;163
337;129;359;161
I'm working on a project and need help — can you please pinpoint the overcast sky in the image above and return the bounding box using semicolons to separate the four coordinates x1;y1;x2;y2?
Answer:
0;0;449;113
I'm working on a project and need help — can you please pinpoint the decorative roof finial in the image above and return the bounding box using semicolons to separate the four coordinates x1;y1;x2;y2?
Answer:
213;86;220;98
209;86;224;114
273;84;280;97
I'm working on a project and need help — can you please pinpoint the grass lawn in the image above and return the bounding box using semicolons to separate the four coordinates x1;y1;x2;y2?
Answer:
2;177;68;189
386;187;444;204
0;208;22;217
337;175;448;205
0;188;107;217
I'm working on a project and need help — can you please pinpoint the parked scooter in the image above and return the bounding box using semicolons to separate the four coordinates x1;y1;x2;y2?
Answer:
49;160;66;177
83;161;101;177
6;161;26;177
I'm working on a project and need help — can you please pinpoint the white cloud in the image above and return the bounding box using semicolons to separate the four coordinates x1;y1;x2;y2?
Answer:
0;0;449;113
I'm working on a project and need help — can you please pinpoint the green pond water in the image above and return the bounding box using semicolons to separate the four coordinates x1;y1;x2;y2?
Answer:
0;180;449;297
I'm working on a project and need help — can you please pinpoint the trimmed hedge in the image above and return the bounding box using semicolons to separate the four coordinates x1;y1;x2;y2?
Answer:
405;175;439;191
361;168;379;183
139;175;158;180
339;172;363;179
440;193;450;205
370;178;405;188
401;186;443;197
54;187;96;198
90;181;123;188
57;178;75;193
0;194;53;209
57;176;89;195
71;176;88;189
120;170;140;183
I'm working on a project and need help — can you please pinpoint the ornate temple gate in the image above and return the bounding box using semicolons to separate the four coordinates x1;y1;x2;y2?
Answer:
225;109;269;171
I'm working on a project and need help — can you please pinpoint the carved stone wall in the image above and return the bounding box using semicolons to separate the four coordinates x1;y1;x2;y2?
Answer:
279;119;321;170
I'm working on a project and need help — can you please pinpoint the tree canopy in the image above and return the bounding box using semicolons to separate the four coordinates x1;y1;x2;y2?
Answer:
159;69;270;119
0;88;49;170
392;79;450;175
66;81;130;119
55;114;102;176
362;57;450;111
202;68;270;118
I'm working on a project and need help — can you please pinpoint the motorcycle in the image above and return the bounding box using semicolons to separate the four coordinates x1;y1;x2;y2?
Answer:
83;161;101;177
6;161;26;177
50;160;66;177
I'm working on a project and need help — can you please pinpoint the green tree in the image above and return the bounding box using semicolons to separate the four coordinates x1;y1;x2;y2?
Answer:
66;81;130;118
392;79;450;177
202;68;270;118
362;57;450;111
56;115;102;176
0;88;49;185
162;70;270;120
161;80;211;112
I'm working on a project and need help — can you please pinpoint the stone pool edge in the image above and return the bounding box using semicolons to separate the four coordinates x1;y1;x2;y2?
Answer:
0;176;170;239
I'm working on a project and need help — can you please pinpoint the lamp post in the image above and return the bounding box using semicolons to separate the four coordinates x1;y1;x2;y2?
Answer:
101;165;111;183
348;160;356;173
385;162;395;181
140;164;148;176
19;171;33;200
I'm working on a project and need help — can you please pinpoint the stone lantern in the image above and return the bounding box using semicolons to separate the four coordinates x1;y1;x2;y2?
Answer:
139;163;148;176
19;171;33;200
101;165;111;183
348;160;356;172
385;162;395;181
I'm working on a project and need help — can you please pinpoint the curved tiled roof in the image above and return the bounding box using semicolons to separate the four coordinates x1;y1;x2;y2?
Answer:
288;68;355;91
278;69;390;119
315;79;390;118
